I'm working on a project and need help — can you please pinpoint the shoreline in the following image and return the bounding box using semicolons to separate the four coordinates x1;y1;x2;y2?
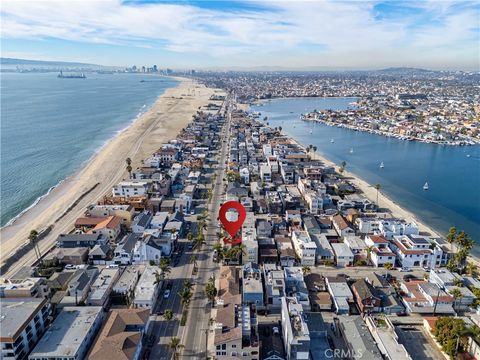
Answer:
1;77;220;273
1;76;179;229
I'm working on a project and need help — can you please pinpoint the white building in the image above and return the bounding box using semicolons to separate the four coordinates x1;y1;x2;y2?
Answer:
134;266;160;309
291;231;317;266
242;228;258;264
331;243;354;267
365;235;396;267
326;277;354;314
87;267;120;307
1;298;51;360
260;164;272;182
29;306;104;360
281;297;310;360
391;235;441;269
112;180;150;198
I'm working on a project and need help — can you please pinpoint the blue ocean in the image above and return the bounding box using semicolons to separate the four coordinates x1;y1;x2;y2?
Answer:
251;97;480;253
0;72;178;226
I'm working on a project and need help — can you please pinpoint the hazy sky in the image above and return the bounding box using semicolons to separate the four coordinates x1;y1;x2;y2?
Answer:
1;0;479;70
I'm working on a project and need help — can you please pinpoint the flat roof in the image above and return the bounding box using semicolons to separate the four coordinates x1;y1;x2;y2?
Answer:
0;298;47;342
339;315;383;360
29;306;102;358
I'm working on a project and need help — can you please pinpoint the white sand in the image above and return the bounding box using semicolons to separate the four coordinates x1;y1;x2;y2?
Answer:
1;78;222;276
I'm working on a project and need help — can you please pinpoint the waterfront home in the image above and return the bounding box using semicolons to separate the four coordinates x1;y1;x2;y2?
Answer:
280;297;310;360
428;269;463;289
331;243;354;267
112;180;150;198
87;309;150;360
325;277;354;314
29;306;104;360
0;277;49;298
351;279;382;313
86;204;135;227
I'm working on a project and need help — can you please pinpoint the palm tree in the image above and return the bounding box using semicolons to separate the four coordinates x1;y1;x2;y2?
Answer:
183;279;194;292
125;157;133;178
450;288;462;308
153;270;162;286
168;337;184;360
374;183;381;208
28;229;41;264
164;309;174;321
187;232;193;242
302;266;311;275
205;279;217;305
189;255;197;270
341;160;347;169
178;287;192;306
466;262;478;276
278;126;283;133
159;258;171;279
446;227;457;252
312;146;317;156
194;234;206;249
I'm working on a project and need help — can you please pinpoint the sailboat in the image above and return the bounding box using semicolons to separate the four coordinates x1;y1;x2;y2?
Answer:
379;162;384;169
423;182;429;191
349;148;354;153
330;139;334;143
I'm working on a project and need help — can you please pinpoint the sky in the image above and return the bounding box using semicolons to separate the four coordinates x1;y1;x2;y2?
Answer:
1;0;479;70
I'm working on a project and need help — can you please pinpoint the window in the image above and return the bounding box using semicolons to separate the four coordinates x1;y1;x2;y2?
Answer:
231;344;237;348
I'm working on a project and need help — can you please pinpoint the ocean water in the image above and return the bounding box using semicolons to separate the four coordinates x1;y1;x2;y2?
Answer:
1;72;178;226
251;97;480;253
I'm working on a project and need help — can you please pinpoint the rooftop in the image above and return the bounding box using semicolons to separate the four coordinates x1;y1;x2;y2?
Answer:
0;298;48;342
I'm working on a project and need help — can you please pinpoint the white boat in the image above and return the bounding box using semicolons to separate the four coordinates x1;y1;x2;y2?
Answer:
380;162;384;169
309;130;313;134
467;154;471;158
330;139;334;143
423;182;429;191
349;148;354;153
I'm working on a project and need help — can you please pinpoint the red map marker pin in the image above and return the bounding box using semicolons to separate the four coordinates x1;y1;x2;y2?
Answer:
219;201;246;245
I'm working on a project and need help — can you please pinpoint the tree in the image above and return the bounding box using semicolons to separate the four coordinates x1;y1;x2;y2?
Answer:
374;183;381;208
190;255;197;270
205;279;217;305
159;258;171;279
153;270;162;286
168;337;184;360
278;126;283;133
164;309;174;321
384;262;393;270
446;227;457;251
302;266;311;275
466;262;478;276
194;233;206;249
446;259;457;272
187;232;193;242
183;279;194;292
450;287;462;300
178;287;192;306
434;317;469;358
28;229;41;263
125;157;133;178
312;146;317;155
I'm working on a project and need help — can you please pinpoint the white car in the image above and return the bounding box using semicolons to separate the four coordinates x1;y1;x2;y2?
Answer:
272;327;279;335
398;267;410;272
164;290;171;299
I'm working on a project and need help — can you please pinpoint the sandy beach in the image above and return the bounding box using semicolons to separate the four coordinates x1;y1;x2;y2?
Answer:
1;77;221;276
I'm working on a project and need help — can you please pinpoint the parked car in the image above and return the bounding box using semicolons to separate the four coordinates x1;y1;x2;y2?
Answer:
164;290;171;299
398;267;411;272
272;327;279;335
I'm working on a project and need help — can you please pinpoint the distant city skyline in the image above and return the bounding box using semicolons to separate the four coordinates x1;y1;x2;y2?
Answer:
2;0;479;70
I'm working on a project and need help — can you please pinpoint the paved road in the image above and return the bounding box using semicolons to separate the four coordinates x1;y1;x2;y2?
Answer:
181;98;232;358
148;239;194;360
310;265;428;281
